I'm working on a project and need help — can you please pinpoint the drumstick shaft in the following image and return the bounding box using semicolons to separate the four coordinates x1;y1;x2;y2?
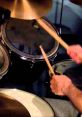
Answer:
37;19;69;50
39;45;55;76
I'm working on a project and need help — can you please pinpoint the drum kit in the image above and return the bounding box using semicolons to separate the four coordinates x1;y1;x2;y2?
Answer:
0;0;81;117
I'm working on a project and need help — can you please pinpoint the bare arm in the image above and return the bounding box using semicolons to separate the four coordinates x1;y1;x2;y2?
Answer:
65;83;82;113
50;75;82;113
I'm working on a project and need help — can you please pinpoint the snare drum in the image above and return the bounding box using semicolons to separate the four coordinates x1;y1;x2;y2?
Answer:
0;89;55;117
52;59;82;89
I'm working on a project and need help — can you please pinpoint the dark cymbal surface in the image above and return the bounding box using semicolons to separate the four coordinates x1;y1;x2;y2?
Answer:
0;93;31;117
0;0;52;20
70;0;82;5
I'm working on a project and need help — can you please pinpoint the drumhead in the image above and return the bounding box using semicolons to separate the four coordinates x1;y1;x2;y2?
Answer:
0;89;54;117
52;59;82;88
1;18;59;61
0;43;9;78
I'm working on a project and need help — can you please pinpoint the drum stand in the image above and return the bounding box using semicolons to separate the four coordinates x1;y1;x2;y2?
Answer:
55;0;72;35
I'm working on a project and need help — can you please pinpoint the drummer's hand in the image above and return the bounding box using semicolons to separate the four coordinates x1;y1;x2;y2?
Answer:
50;75;72;96
67;45;82;64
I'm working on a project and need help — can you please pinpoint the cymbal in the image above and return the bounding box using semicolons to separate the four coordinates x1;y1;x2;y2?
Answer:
0;93;31;117
70;0;82;5
0;0;52;20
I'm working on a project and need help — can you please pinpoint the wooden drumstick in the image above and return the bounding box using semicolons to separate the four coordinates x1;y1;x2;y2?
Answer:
39;45;55;76
37;19;69;50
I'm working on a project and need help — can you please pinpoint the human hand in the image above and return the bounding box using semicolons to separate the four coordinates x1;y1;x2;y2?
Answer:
50;75;72;96
67;45;82;64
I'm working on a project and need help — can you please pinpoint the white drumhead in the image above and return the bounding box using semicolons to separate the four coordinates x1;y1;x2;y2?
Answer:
0;89;54;117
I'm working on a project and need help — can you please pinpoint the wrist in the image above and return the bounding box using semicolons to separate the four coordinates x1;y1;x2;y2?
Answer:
62;80;75;96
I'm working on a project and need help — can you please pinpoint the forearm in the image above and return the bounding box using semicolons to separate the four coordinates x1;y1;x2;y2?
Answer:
65;83;82;113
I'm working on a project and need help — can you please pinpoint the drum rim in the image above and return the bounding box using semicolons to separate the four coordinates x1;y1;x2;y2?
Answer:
52;59;76;67
52;59;76;73
1;18;59;62
0;88;55;117
0;43;10;77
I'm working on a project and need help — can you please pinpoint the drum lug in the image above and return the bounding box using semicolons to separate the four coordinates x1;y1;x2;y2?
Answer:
20;57;35;68
50;53;57;65
29;58;36;63
25;58;35;68
29;62;34;68
29;59;36;68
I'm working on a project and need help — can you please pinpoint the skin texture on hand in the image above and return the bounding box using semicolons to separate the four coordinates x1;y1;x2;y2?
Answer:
67;45;82;64
50;75;82;113
50;75;72;96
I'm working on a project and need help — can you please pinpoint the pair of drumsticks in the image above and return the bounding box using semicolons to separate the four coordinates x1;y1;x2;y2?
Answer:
37;18;69;76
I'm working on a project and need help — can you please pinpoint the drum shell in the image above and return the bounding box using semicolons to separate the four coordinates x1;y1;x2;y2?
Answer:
1;41;53;84
6;52;49;84
0;39;51;84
